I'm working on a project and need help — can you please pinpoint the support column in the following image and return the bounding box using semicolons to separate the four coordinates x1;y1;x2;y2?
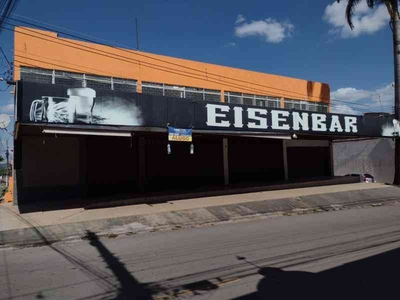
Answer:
79;136;88;198
136;79;142;93
138;136;147;192
280;97;285;109
329;140;334;176
223;138;229;185
13;139;22;205
283;140;289;181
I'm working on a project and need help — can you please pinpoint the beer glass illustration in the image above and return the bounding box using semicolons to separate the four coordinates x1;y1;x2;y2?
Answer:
68;88;96;123
29;98;46;122
29;96;73;123
29;88;96;124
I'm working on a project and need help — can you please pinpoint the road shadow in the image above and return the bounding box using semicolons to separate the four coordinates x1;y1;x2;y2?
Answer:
235;248;400;299
1;206;219;299
85;231;152;299
0;207;151;299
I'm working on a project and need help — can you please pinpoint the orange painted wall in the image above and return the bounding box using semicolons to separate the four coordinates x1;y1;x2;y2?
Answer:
4;176;13;203
14;26;330;104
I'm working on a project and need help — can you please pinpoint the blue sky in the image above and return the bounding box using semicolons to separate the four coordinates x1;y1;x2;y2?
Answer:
0;0;397;154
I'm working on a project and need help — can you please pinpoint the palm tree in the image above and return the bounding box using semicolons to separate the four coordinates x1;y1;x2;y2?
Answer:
338;0;400;185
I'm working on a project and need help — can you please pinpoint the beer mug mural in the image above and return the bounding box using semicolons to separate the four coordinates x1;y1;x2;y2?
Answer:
29;88;96;124
68;88;96;123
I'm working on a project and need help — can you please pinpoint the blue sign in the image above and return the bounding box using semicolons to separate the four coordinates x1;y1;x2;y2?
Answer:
168;127;192;142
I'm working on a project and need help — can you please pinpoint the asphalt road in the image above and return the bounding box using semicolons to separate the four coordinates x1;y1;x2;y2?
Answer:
1;205;400;300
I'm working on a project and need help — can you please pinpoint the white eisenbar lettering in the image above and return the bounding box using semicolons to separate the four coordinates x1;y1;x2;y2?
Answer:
311;114;327;131
206;104;230;127
329;115;343;132
233;107;243;128
344;116;358;133
247;108;268;129
292;112;309;131
271;110;290;130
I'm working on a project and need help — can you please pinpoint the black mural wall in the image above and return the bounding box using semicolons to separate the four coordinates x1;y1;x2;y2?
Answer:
18;81;400;138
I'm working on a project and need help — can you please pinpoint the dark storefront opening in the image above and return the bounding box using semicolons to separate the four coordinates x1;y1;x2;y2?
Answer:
16;126;336;210
228;137;285;184
19;135;82;202
287;146;331;179
17;132;226;205
86;136;139;196
145;135;224;192
86;134;226;195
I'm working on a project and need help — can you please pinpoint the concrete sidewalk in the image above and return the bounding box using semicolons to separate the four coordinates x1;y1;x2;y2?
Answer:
1;183;400;247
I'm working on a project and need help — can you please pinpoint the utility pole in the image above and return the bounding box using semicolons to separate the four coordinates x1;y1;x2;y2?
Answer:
392;9;400;185
5;140;9;187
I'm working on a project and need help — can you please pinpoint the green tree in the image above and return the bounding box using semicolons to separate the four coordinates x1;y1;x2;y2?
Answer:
338;0;400;185
0;156;3;162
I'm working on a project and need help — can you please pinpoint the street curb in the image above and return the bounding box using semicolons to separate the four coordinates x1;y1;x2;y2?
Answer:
84;177;359;209
1;186;400;248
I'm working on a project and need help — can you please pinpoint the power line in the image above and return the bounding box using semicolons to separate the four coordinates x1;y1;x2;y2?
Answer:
330;97;370;107
10;19;371;108
5;18;372;109
14;55;367;111
11;13;133;49
0;0;19;33
13;49;129;78
6;25;312;99
14;58;104;76
14;55;371;113
16;56;372;113
13;55;297;101
11;47;377;115
329;102;366;108
7;24;305;99
6;18;333;102
0;46;10;67
0;84;11;92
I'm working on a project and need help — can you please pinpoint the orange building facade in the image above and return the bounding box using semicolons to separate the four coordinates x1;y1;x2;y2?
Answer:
14;26;330;110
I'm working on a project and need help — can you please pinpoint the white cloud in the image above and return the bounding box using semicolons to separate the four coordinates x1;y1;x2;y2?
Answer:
331;83;394;113
235;14;246;24
235;18;294;43
323;1;390;38
331;104;357;115
0;103;14;114
331;87;371;101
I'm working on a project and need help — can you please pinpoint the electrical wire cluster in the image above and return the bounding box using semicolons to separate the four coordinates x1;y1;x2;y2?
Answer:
2;11;375;113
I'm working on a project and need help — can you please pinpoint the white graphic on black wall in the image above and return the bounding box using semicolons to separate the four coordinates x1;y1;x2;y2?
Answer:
381;118;400;137
29;87;143;126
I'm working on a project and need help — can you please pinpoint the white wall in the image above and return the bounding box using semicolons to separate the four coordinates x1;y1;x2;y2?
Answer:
333;138;394;184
